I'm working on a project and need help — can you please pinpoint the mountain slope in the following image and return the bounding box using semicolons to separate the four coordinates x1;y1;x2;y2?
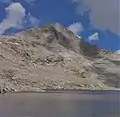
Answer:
0;23;120;93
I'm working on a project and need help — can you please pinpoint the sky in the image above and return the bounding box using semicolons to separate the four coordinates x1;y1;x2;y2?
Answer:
0;0;120;51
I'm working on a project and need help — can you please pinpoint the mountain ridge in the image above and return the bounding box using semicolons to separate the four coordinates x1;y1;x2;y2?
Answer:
0;23;120;93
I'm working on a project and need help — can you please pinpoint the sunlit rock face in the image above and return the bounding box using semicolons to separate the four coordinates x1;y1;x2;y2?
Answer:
0;23;120;93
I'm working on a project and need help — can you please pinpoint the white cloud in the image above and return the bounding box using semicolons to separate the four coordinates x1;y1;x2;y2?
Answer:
4;0;11;3
25;13;40;27
0;0;11;3
24;0;37;3
88;32;99;41
68;22;84;35
0;0;38;4
0;3;25;34
0;2;40;34
73;0;120;35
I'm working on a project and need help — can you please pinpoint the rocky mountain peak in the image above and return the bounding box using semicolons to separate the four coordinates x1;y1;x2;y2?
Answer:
0;23;119;93
17;23;100;57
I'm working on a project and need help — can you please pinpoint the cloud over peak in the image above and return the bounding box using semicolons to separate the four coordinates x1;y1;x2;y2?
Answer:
0;0;38;4
73;0;120;35
68;22;84;35
88;32;99;41
0;2;40;34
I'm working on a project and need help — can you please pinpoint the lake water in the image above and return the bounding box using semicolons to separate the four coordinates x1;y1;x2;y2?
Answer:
0;91;120;117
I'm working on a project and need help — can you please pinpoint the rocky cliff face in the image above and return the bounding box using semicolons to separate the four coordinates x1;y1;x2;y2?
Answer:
0;23;120;93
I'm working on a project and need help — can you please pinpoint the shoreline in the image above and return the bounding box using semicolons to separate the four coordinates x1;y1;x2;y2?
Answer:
1;89;120;95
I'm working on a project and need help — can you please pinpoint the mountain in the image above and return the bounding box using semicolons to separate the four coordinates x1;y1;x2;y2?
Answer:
0;23;120;93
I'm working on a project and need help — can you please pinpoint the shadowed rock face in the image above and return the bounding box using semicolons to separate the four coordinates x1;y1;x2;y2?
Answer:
0;23;120;93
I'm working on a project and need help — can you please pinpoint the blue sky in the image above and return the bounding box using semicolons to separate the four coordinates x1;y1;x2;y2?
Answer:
0;0;120;51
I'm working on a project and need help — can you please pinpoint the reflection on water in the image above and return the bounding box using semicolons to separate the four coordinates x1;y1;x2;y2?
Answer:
0;91;119;117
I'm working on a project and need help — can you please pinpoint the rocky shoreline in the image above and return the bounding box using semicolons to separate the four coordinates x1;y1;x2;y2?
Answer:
0;84;119;94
